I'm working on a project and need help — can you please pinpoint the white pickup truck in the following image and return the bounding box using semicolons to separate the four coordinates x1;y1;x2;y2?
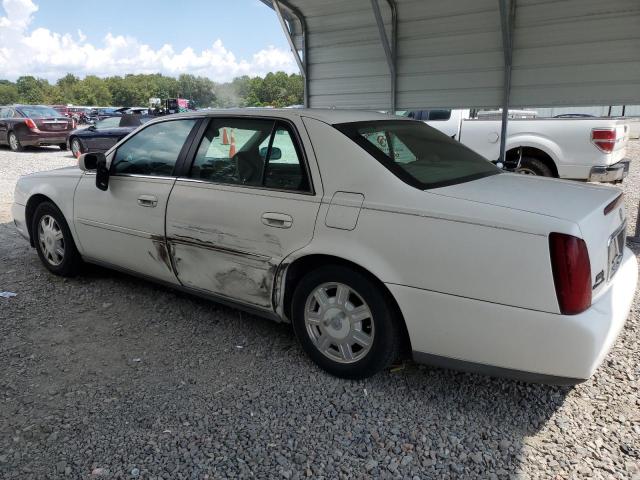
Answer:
404;109;631;182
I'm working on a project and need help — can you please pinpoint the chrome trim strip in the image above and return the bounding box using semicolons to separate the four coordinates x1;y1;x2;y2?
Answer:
111;174;177;181
169;236;271;261
76;218;153;239
174;178;320;202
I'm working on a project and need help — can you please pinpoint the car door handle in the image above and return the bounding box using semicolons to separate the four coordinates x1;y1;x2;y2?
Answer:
261;212;293;229
137;195;158;207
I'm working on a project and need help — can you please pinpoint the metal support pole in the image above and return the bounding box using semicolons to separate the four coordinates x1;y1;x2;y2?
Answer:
498;0;516;165
273;0;308;106
371;0;397;112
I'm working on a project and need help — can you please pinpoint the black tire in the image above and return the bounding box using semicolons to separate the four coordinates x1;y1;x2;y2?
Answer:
8;131;23;152
58;143;67;151
70;137;83;157
32;202;82;276
516;156;554;177
291;265;400;379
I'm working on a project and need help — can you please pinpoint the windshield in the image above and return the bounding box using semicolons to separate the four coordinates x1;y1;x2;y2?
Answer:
96;117;121;129
335;120;500;189
19;106;63;118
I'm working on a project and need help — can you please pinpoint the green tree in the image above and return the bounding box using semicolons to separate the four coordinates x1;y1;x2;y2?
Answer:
0;72;303;108
16;76;52;104
56;73;80;102
0;83;19;104
71;76;112;105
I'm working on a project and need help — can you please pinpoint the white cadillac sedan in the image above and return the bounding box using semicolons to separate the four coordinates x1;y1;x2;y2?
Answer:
12;109;637;384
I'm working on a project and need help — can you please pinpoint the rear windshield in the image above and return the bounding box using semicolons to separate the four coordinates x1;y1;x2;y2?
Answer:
335;120;500;190
18;106;63;118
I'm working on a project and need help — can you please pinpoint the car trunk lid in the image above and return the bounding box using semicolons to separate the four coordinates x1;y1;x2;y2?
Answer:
432;173;627;299
34;117;73;132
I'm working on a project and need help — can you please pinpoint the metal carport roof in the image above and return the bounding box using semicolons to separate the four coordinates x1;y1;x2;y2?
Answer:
262;0;640;112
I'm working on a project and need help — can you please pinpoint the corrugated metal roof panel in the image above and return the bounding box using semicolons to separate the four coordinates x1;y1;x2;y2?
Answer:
263;0;640;109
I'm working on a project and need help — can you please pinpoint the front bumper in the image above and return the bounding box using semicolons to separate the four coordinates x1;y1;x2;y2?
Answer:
589;159;630;183
12;202;30;242
389;247;638;384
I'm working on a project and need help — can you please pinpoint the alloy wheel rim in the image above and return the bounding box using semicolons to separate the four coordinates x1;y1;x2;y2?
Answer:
304;282;374;364
38;215;65;266
71;139;81;157
516;167;537;175
9;134;18;150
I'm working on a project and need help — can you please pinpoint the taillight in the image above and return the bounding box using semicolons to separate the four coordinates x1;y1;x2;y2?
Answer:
549;233;592;315
604;193;623;215
24;118;38;131
591;128;617;153
71;119;76;129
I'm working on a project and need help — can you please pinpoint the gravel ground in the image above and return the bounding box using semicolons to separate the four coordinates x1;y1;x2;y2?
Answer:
0;143;639;479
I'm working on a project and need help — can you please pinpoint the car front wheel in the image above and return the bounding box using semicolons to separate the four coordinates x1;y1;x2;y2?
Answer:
291;265;400;379
70;138;83;158
32;202;82;276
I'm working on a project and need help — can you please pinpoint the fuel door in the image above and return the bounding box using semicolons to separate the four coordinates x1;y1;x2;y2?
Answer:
325;192;365;231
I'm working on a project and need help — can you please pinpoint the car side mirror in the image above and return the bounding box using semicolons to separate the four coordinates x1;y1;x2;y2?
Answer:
95;153;110;191
78;152;99;171
88;125;96;131
259;146;282;160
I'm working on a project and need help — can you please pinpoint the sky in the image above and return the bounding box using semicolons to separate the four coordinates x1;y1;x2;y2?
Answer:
0;0;298;82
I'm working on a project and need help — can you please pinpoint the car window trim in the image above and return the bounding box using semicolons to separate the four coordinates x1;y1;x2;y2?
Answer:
260;121;278;182
180;115;315;196
110;117;203;178
174;118;211;177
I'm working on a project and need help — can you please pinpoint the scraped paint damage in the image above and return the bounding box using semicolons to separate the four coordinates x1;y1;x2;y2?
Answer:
148;235;173;273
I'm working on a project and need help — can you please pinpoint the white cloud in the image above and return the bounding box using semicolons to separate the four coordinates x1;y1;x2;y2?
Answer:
0;0;298;81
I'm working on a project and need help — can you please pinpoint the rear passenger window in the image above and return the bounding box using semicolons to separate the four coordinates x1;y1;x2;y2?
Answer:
189;119;311;193
263;126;309;191
190;118;275;187
112;119;196;176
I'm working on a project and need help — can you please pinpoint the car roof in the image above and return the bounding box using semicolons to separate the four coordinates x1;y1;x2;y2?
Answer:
158;108;408;125
10;104;57;110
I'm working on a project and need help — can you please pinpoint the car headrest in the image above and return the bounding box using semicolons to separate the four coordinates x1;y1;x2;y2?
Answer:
119;114;141;128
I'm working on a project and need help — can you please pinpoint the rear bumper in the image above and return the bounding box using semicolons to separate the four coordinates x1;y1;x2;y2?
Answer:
390;247;638;384
589;159;630;183
20;132;68;146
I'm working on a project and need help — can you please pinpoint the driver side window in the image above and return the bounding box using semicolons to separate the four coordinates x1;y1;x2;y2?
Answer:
112;119;196;176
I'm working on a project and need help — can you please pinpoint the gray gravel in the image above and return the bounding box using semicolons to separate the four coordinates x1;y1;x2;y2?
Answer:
0;143;639;479
0;146;76;221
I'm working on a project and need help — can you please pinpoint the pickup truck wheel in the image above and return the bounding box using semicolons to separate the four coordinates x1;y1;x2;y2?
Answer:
291;265;400;379
8;131;23;152
32;202;82;277
516;156;553;177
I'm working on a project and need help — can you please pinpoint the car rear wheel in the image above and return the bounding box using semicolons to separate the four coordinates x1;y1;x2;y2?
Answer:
8;132;23;152
32;202;82;276
291;265;400;379
516;156;553;176
70;138;83;158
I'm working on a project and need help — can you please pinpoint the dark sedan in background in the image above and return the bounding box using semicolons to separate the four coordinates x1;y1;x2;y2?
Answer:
67;114;151;157
0;105;74;151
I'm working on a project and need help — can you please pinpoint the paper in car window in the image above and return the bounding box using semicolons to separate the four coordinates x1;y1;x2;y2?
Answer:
361;131;391;156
